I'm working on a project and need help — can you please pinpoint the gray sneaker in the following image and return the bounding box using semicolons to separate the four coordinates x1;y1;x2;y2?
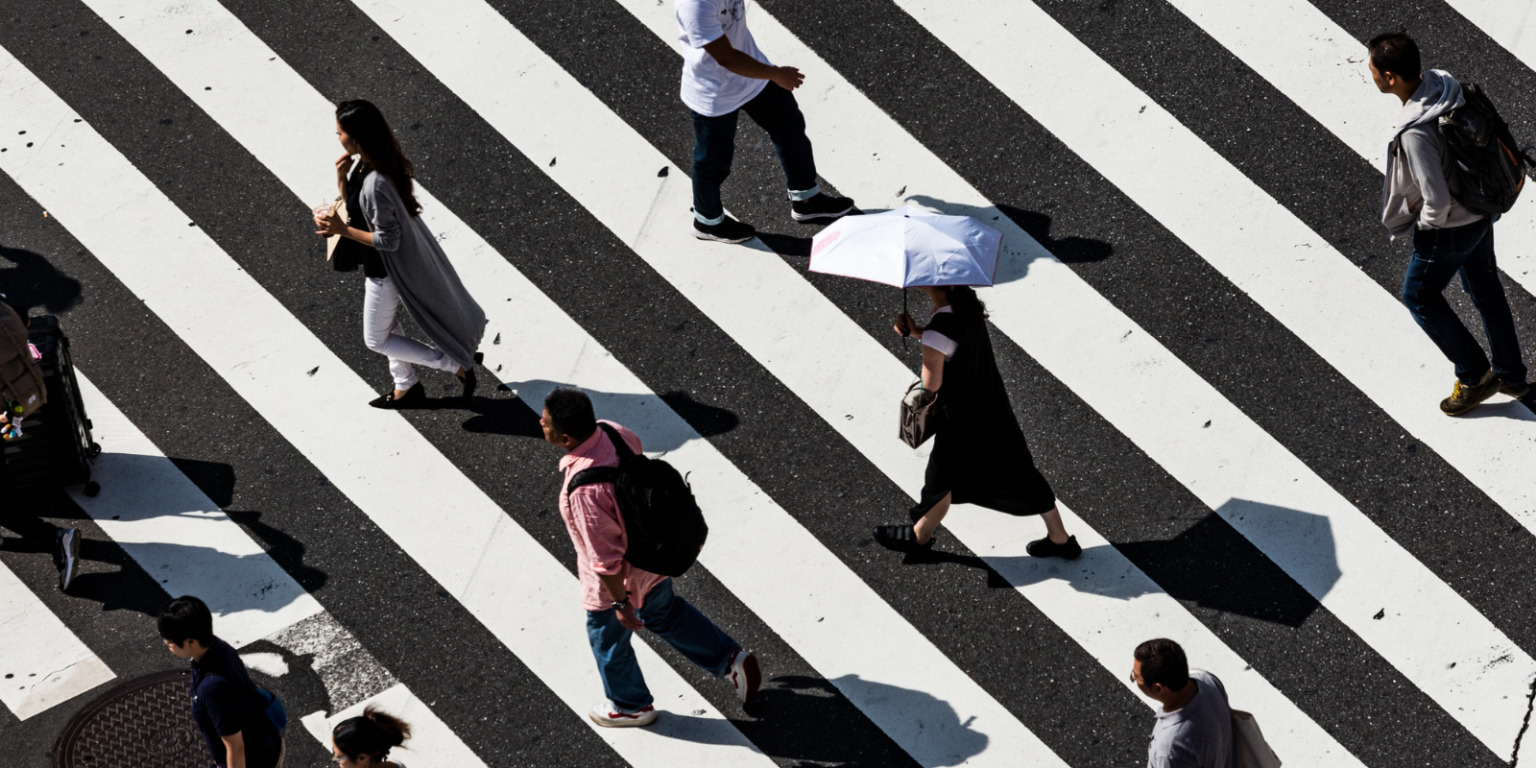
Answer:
57;528;80;592
1440;370;1502;416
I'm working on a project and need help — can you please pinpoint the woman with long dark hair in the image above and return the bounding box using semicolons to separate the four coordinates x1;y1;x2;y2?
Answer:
331;707;410;767
874;286;1080;558
314;100;486;408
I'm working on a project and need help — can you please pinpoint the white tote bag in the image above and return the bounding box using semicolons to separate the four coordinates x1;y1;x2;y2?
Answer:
1231;709;1281;768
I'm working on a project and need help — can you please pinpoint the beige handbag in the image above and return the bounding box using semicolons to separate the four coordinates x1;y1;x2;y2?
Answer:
899;381;941;449
1232;709;1281;768
324;196;350;261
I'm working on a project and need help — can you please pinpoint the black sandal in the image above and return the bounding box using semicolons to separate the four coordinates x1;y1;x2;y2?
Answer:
873;524;934;553
369;382;426;410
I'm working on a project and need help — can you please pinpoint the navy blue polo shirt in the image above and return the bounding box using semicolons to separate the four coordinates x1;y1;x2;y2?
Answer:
188;637;281;768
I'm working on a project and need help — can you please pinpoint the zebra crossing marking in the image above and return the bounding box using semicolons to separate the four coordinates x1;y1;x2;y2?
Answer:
0;40;774;768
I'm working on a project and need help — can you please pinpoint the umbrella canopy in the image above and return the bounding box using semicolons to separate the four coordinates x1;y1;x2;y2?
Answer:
808;205;1002;287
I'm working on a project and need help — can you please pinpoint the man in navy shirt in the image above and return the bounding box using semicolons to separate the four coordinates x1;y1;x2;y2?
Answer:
159;596;284;768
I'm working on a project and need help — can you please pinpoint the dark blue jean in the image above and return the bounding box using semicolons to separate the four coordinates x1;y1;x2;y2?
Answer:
1403;218;1527;385
585;577;739;710
691;82;820;224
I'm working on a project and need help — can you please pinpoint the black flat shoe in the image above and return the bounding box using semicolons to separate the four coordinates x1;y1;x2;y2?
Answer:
369;382;425;410
1025;535;1082;560
458;352;483;399
873;524;934;553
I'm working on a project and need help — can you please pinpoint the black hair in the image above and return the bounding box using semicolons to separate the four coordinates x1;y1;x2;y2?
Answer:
1368;32;1421;82
158;595;215;646
335;100;422;217
936;285;988;319
1134;638;1190;690
544;387;597;441
333;707;410;762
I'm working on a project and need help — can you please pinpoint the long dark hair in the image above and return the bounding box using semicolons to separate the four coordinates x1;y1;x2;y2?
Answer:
333;707;410;762
944;286;988;319
336;100;422;217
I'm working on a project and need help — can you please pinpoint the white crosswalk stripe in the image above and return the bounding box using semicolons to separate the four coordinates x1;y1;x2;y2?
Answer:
2;0;1535;766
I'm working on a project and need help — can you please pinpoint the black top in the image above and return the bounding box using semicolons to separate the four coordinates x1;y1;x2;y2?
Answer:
189;637;282;768
916;309;1056;516
335;162;386;278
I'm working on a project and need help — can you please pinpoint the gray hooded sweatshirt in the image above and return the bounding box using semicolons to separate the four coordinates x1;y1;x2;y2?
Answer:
1381;69;1484;240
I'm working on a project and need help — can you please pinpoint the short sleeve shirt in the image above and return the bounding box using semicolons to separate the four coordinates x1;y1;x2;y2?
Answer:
675;0;771;117
190;638;281;768
1146;671;1235;768
922;305;958;360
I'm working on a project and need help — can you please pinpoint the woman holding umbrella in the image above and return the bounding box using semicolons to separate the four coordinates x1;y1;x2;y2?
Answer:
874;284;1079;558
807;205;1078;558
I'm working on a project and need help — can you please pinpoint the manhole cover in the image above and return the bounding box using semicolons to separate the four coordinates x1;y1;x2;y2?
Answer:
53;669;207;768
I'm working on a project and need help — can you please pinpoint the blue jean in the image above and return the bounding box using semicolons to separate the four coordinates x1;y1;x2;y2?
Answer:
1403;218;1527;385
691;82;820;224
585;578;739;710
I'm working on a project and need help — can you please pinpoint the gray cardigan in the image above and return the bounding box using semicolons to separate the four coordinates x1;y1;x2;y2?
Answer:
1380;70;1484;240
360;171;486;370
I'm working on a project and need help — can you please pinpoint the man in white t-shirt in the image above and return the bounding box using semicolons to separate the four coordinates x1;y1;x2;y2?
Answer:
675;0;855;243
1133;638;1235;768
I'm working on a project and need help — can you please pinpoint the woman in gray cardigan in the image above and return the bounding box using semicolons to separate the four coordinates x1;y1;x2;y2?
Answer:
314;100;486;408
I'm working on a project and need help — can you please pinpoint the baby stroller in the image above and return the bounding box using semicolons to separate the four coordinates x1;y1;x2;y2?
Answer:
1;300;100;590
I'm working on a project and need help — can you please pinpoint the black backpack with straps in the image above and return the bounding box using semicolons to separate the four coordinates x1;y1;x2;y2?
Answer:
565;423;708;577
1437;83;1534;216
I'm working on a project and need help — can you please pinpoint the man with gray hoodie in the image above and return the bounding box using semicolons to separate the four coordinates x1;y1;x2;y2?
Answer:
1371;32;1528;415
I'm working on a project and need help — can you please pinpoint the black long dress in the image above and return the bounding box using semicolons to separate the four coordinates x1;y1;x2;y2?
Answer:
913;308;1056;518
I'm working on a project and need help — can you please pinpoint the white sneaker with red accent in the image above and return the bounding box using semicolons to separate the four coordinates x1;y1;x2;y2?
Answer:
727;649;761;704
588;701;658;728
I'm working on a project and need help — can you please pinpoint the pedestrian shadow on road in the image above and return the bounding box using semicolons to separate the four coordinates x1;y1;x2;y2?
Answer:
895;501;1335;628
0;243;83;315
729;674;924;767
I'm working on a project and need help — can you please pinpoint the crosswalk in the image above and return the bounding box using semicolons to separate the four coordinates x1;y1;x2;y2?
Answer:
0;0;1533;766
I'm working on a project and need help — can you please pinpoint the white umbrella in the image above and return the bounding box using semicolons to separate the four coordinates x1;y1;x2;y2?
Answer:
808;205;1002;288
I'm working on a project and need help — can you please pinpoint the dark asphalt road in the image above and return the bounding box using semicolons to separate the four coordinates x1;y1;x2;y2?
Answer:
2;0;1534;767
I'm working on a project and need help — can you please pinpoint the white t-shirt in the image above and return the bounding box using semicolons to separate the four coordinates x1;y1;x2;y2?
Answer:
675;0;771;117
921;305;958;360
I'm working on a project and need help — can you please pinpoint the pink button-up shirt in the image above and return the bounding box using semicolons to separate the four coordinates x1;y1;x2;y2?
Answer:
557;421;668;612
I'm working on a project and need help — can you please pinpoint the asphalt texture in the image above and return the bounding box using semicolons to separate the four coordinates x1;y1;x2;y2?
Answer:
1;0;1535;767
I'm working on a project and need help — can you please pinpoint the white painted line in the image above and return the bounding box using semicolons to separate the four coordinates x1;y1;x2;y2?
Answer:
791;0;1536;756
302;682;488;768
68;371;323;647
0;560;114;720
1440;2;1536;96
339;0;1355;765
81;2;1055;764
1161;0;1536;289
0;43;768;768
1164;0;1536;297
614;0;1535;761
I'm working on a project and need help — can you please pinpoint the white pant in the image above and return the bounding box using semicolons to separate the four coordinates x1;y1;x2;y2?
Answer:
363;276;457;389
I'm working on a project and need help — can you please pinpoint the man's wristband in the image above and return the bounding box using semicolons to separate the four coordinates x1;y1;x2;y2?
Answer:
611;591;631;611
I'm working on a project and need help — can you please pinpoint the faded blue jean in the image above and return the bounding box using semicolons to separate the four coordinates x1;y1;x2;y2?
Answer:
1403;217;1527;385
585;578;739;710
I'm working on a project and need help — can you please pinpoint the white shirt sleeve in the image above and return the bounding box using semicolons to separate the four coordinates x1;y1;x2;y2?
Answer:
921;330;958;360
676;0;726;48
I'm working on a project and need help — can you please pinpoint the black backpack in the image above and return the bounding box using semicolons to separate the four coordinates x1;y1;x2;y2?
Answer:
1437;83;1534;215
565;423;708;577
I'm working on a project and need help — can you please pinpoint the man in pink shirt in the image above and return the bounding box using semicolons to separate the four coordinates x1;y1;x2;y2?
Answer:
541;387;760;727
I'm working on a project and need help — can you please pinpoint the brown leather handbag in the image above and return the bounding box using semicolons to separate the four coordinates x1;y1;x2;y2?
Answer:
899;381;941;448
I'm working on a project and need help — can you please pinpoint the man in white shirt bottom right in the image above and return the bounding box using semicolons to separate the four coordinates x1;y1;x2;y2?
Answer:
1133;638;1235;768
